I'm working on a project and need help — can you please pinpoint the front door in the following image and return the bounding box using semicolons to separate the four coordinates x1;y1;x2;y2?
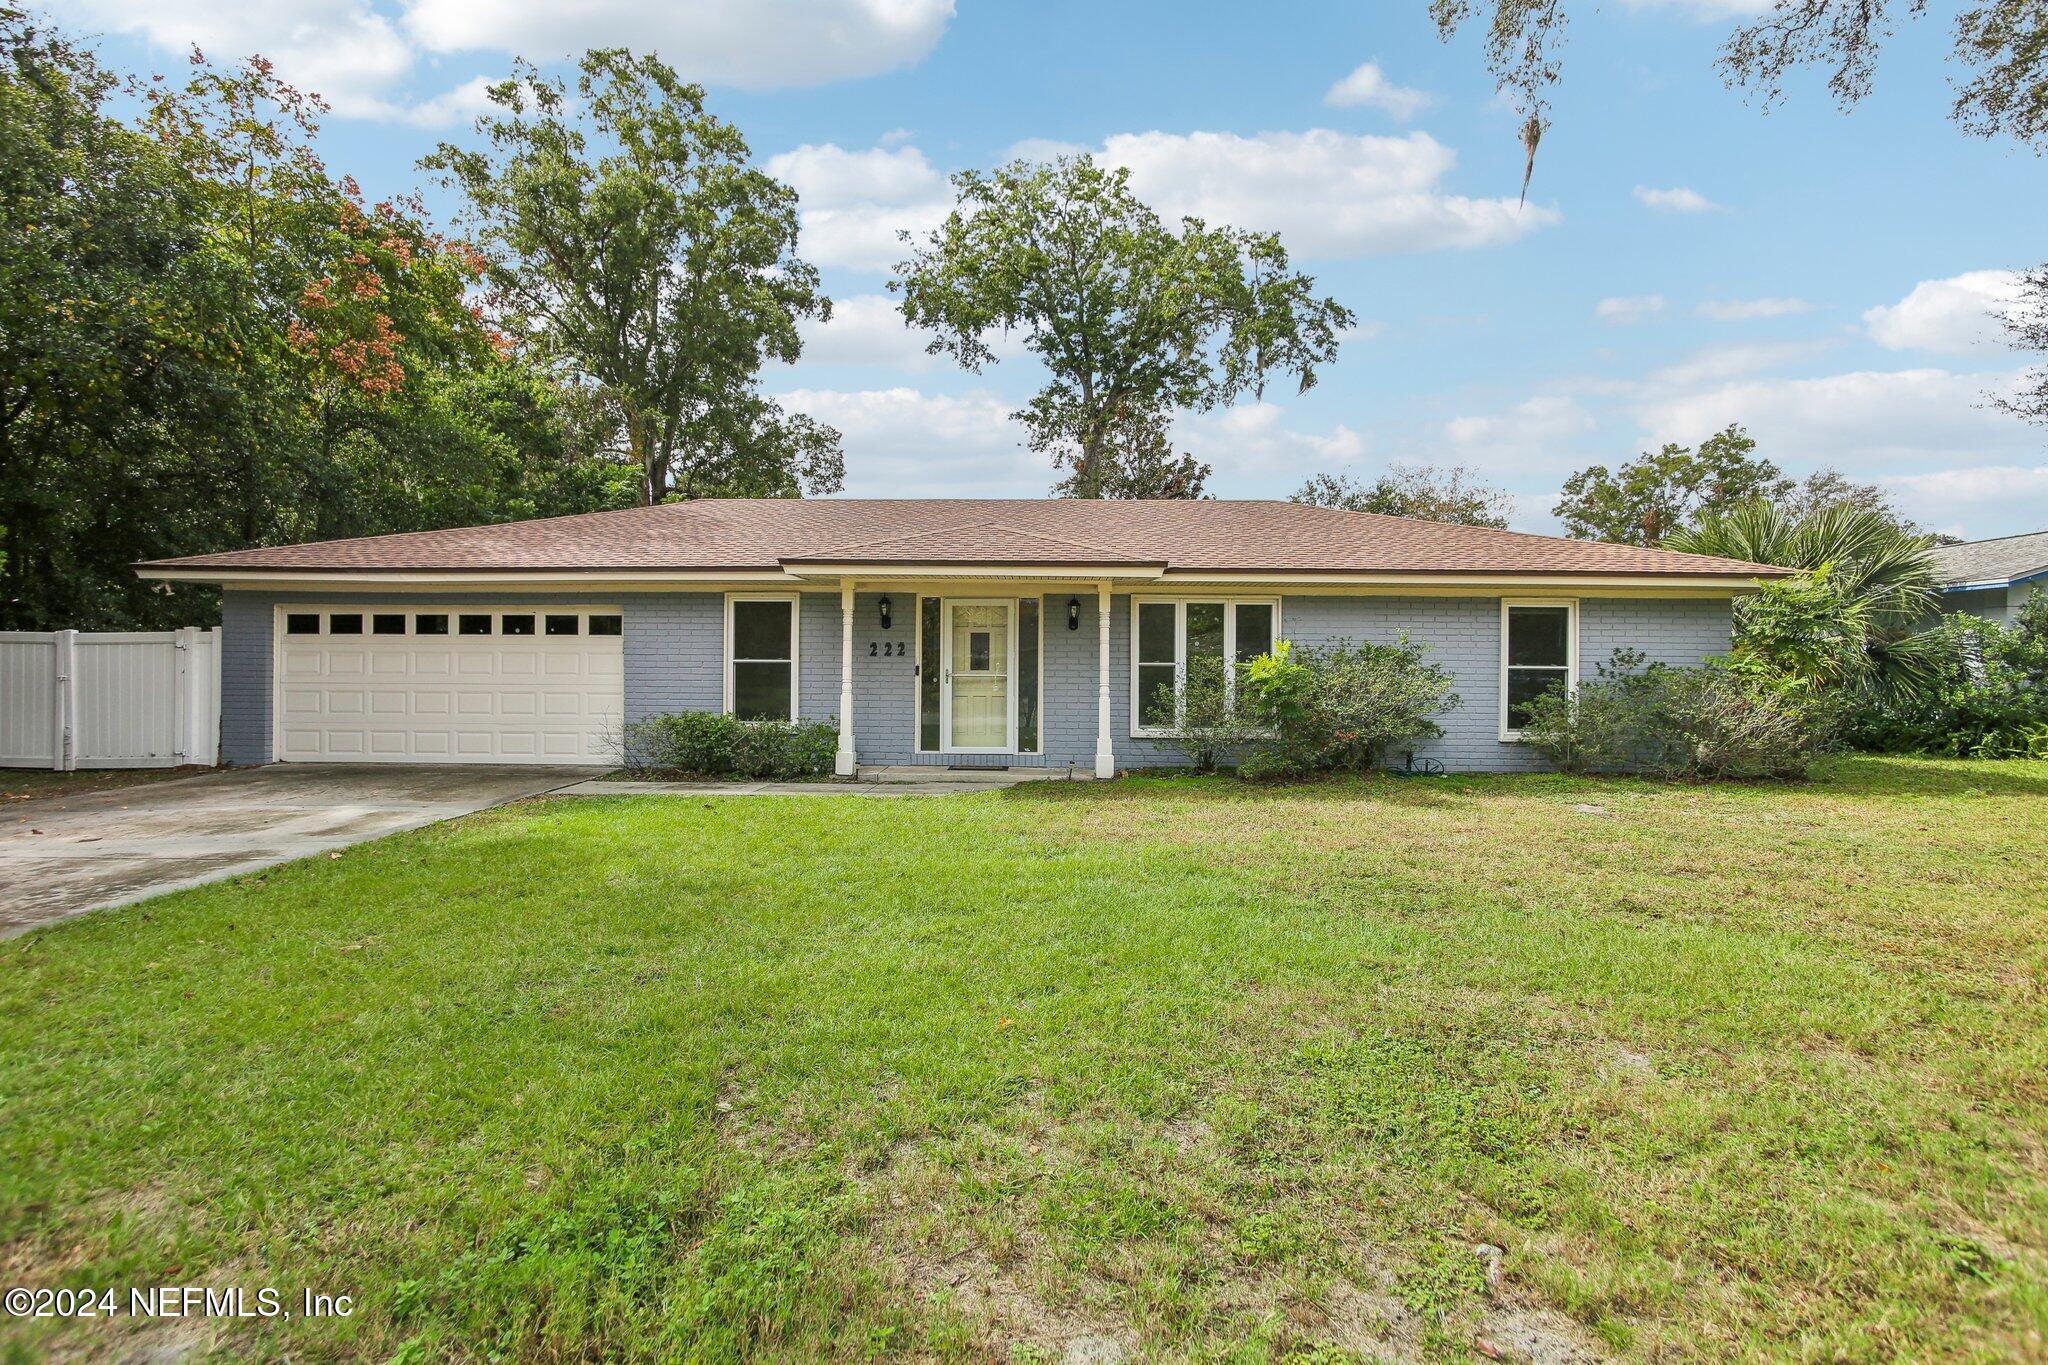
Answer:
942;600;1013;752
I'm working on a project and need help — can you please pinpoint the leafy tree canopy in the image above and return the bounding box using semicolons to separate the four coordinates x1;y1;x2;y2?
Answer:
1554;424;1789;546
0;11;638;630
1291;463;1515;527
893;155;1352;499
1668;499;1945;694
1430;0;2048;160
1048;407;1210;500
424;50;841;505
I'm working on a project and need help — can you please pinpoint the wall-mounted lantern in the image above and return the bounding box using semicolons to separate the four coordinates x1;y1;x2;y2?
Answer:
878;595;893;631
1067;597;1081;631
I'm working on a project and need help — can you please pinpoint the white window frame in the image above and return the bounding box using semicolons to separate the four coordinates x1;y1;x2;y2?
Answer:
1499;598;1578;742
724;592;800;723
1128;596;1281;738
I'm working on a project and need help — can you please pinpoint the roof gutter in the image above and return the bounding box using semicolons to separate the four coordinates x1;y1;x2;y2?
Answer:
1939;565;2048;592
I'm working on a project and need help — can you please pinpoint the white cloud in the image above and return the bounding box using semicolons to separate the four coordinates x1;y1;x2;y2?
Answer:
1595;294;1665;325
1176;403;1369;487
773;386;1043;496
401;0;954;91
1323;62;1433;119
381;75;497;128
790;295;935;370
765;143;953;272
74;0;952;121
786;294;1033;371
1098;129;1558;256
72;0;415;118
1697;297;1812;321
1863;270;2027;354
1880;465;2048;537
1444;395;1597;457
1635;367;2038;467
781;126;1556;272
1634;185;1721;213
1644;338;1834;387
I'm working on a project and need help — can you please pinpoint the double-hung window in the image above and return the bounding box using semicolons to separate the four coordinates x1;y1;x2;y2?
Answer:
1500;600;1576;739
727;595;798;722
1131;598;1278;735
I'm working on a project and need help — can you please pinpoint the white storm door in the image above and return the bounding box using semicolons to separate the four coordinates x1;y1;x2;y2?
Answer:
941;600;1014;752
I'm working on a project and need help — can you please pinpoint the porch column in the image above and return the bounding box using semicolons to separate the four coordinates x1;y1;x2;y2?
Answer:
1094;581;1115;779
836;580;857;777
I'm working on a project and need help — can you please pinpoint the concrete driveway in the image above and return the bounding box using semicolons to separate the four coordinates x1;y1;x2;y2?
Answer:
0;765;600;939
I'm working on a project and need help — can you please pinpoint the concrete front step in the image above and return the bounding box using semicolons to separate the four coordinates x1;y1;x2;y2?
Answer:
855;765;1093;785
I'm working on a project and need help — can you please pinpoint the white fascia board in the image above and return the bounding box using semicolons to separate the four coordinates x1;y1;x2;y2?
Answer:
135;569;795;590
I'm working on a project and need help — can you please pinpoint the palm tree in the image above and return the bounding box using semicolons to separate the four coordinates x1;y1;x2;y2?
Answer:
1667;502;1944;692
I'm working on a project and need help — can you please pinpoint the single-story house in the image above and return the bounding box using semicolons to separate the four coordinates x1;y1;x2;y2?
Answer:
136;499;1784;775
1928;530;2048;627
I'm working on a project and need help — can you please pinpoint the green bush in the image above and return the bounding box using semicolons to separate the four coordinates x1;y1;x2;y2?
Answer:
613;712;839;780
1143;653;1268;774
1841;606;2048;758
1235;638;1460;778
1521;650;1835;780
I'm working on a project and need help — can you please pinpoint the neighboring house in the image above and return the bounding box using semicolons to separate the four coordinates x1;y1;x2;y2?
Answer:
136;499;1783;775
1928;530;2048;627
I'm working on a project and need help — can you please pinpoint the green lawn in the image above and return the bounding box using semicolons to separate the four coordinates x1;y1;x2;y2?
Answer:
3;758;2045;1362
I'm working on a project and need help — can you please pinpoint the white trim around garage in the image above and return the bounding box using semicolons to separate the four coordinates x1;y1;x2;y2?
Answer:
270;603;624;764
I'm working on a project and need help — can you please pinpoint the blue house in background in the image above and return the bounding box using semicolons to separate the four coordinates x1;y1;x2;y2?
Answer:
1930;530;2048;626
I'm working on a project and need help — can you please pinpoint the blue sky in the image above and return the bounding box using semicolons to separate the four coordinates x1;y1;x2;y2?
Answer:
69;0;2048;536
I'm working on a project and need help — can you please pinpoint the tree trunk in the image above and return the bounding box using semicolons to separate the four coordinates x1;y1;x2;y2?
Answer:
629;409;665;505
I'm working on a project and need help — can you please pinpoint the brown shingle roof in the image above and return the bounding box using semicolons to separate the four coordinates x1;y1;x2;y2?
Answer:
137;499;1786;578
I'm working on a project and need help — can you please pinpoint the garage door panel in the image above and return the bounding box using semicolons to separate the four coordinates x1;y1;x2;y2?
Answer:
276;607;623;765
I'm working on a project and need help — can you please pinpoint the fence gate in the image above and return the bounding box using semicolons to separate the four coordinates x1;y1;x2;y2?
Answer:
0;628;220;770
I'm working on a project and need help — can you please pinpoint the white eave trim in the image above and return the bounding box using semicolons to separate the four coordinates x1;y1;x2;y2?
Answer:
135;568;797;589
137;565;1770;596
778;561;1169;582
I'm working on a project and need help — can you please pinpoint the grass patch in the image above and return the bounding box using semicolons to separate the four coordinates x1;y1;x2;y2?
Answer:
3;756;2045;1360
1;766;212;803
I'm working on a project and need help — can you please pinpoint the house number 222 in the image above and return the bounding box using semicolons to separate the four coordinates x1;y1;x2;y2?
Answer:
870;641;906;657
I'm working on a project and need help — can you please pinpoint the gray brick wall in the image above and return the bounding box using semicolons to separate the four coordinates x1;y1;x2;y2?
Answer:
621;594;723;719
220;586;1733;773
1280;594;1732;772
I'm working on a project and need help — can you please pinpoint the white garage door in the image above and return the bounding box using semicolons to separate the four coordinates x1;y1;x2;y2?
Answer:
276;606;624;764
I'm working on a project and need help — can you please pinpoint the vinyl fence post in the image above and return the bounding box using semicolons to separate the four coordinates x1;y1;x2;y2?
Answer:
52;629;77;772
173;626;198;763
209;626;223;766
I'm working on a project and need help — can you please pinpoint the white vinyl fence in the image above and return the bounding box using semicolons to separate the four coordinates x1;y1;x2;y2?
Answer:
0;628;220;770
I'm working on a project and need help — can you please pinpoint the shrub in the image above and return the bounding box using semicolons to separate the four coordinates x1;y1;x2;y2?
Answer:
1236;638;1460;778
1840;609;2048;758
1143;653;1268;773
1731;565;1874;689
1521;650;1835;780
613;712;839;780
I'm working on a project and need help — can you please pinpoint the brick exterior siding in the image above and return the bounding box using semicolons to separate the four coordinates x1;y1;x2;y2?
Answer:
219;588;1734;772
